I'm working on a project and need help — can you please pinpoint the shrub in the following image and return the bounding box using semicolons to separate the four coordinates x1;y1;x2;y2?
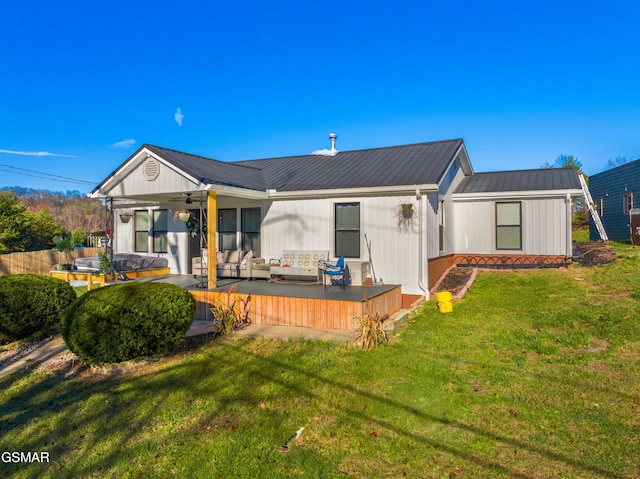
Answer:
61;282;196;365
352;293;388;350
210;284;251;335
0;274;76;341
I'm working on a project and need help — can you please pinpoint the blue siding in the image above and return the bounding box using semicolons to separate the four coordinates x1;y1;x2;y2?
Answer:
588;159;640;241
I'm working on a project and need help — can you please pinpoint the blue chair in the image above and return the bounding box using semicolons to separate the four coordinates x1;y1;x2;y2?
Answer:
320;256;346;291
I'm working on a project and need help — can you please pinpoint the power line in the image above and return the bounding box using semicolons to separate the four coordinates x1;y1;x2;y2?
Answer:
0;163;96;186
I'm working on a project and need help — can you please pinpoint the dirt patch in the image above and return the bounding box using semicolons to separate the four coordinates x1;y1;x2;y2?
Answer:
573;242;616;266
434;267;475;296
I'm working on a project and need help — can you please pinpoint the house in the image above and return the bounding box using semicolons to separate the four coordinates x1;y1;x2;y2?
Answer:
587;159;640;242
90;137;583;303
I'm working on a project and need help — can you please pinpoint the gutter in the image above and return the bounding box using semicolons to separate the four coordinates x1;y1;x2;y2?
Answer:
452;189;584;201
268;184;438;199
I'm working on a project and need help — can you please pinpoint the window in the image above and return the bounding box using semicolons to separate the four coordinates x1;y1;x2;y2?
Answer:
218;208;237;251
335;203;360;258
496;202;522;250
241;208;261;255
624;193;634;214
153;209;168;253
596;198;604;217
134;210;149;252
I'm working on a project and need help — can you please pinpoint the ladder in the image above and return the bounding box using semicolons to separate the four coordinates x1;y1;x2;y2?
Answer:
579;173;608;242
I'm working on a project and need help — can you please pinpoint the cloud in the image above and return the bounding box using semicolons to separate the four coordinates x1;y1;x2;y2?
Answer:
111;139;137;149
0;148;78;158
174;107;184;127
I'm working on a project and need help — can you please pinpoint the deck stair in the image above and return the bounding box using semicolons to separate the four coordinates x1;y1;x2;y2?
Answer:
579;173;608;242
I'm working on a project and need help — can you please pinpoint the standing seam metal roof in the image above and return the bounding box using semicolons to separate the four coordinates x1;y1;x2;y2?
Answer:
454;168;582;194
234;139;464;191
144;144;268;191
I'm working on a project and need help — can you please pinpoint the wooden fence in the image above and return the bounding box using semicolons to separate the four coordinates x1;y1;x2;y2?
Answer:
0;248;103;275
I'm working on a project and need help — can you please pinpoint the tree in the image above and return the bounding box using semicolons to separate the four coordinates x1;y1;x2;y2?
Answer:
540;155;587;226
0;192;30;254
25;209;65;251
554;154;583;173
1;187;106;233
604;156;628;170
0;191;64;254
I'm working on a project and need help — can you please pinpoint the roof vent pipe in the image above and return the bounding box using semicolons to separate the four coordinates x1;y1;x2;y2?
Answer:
311;132;339;156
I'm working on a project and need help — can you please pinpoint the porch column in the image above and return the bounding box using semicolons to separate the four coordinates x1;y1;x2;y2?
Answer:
207;191;217;288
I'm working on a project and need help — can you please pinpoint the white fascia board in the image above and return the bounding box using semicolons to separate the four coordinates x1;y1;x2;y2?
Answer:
453;142;474;176
205;184;270;200
452;189;584;201
268;184;438;199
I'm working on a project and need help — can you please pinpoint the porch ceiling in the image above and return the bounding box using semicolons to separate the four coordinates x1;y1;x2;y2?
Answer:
109;189;266;209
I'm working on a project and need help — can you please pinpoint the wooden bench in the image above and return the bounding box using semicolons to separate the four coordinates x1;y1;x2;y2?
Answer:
51;267;171;290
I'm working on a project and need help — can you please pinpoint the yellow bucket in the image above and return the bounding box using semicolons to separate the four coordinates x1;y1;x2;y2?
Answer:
436;291;453;313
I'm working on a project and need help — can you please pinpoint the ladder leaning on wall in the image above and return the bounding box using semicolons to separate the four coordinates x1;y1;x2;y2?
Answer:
579;173;608;242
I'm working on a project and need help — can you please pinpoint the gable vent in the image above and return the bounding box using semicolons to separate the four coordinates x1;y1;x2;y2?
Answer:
143;158;160;181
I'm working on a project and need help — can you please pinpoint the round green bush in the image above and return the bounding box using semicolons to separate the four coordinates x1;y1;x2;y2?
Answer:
0;274;77;341
61;282;196;365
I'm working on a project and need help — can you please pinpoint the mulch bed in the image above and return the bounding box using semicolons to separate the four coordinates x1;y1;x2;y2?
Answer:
434;267;475;296
573;241;617;267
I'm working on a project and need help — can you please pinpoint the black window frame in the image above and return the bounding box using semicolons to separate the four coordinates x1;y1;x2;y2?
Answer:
495;201;522;251
241;207;261;255
218;208;237;251
152;209;168;253
134;210;149;253
334;202;360;258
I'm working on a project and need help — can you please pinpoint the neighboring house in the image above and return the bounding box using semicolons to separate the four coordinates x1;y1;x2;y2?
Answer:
90;137;583;299
588;159;640;241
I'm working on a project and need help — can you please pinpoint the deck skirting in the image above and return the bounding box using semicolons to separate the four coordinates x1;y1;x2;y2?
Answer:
190;286;402;330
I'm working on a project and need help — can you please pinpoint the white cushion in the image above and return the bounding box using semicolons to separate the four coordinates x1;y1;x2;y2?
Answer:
241;250;254;265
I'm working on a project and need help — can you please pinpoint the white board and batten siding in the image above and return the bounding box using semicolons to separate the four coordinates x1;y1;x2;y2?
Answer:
261;195;429;295
452;197;570;256
106;157;197;197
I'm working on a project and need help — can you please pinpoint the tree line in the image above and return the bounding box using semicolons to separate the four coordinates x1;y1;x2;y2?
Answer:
0;188;106;254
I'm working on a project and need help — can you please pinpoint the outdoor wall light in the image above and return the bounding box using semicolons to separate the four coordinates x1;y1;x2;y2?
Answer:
119;213;132;223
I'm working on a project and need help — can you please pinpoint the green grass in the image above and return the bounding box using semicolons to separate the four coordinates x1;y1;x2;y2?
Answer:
2;243;640;478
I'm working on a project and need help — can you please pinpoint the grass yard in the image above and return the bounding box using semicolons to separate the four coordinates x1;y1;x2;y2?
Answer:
1;242;639;478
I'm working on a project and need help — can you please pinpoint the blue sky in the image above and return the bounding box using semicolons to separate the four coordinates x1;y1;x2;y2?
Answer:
1;0;639;192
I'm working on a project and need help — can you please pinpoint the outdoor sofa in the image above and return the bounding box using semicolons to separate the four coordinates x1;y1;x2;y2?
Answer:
191;249;265;279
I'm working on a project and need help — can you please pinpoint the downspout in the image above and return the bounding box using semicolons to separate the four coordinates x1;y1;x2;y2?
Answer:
566;193;573;259
417;189;429;300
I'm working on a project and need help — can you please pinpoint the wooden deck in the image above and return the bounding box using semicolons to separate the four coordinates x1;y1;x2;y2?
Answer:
137;276;403;330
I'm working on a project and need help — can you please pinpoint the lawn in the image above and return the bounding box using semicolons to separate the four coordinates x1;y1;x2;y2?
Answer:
1;242;639;478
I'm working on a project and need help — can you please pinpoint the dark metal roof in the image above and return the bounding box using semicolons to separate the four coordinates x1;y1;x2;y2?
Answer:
144;144;268;191
234;139;464;191
454;168;582;194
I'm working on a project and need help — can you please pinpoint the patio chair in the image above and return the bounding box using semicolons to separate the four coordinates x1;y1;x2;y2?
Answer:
320;256;346;291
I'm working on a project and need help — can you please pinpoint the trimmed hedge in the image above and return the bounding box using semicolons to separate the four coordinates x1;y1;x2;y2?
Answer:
61;282;196;365
0;274;77;341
